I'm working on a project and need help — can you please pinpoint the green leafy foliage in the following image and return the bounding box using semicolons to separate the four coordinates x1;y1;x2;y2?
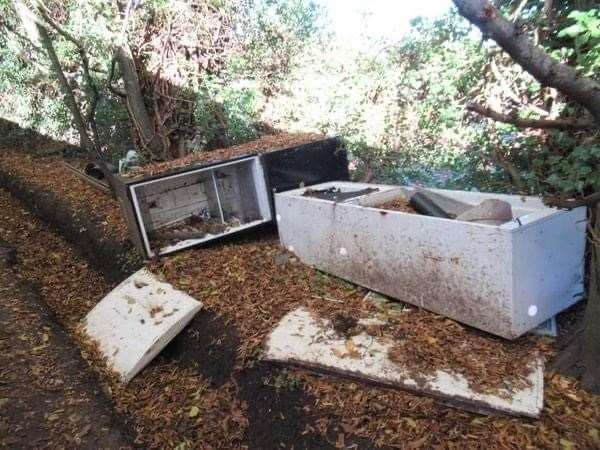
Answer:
193;77;261;148
558;9;600;78
0;0;598;197
541;143;600;194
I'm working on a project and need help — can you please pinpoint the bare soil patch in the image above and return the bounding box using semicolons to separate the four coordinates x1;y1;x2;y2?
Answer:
0;254;134;448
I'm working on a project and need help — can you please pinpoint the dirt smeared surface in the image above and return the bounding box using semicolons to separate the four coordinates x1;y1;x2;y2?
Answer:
302;186;379;202
386;315;538;395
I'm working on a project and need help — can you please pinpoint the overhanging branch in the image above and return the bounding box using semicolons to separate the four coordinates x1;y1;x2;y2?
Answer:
467;102;595;131
452;0;600;126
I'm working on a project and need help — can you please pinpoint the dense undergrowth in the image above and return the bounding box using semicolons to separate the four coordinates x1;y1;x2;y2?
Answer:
1;0;598;198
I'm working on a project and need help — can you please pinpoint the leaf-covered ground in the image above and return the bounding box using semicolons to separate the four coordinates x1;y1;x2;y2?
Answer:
0;273;134;449
0;150;128;241
0;201;132;448
1;133;600;448
127;132;325;177
151;238;600;449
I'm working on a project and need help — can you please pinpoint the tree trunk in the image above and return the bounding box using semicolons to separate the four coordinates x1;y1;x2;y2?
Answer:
452;0;600;125
114;44;166;160
583;208;600;392
37;23;117;194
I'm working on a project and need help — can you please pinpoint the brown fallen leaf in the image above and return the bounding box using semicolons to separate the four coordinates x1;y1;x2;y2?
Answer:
425;336;438;345
78;424;92;438
345;339;360;358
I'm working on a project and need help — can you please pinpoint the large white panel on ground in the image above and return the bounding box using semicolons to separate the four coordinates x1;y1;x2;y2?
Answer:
274;182;586;339
80;268;202;383
264;308;544;418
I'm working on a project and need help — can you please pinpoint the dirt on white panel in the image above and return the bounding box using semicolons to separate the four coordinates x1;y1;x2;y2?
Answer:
80;268;202;383
264;308;544;418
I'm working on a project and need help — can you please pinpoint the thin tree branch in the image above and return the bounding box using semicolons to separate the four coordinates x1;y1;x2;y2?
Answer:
35;3;99;126
36;24;95;152
543;0;554;21
452;0;600;125
546;192;600;209
491;147;526;192
467;102;595;130
489;58;550;117
509;0;529;22
30;4;116;194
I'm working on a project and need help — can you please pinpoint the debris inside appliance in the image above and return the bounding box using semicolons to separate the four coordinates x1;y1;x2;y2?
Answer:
375;191;512;223
302;186;379;202
149;213;244;247
375;198;417;214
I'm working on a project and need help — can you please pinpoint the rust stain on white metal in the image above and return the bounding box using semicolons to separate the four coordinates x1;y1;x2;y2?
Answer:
275;182;586;339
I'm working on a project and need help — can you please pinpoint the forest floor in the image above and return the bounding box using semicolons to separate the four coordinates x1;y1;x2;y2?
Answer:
1;121;600;449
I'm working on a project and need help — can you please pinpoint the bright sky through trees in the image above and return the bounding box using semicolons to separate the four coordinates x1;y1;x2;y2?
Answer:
317;0;454;44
